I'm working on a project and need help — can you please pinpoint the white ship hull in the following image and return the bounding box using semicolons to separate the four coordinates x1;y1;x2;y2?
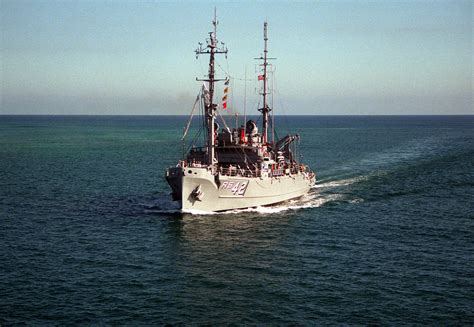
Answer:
166;166;315;212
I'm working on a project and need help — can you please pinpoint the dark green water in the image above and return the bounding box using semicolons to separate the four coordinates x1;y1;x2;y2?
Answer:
1;115;473;324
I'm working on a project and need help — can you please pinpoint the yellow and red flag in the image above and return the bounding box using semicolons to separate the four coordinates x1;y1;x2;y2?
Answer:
222;78;230;110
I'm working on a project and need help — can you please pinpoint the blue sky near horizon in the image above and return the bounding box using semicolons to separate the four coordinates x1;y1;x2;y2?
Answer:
1;1;472;115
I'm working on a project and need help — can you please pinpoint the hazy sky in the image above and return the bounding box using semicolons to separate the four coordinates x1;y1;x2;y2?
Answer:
1;0;472;115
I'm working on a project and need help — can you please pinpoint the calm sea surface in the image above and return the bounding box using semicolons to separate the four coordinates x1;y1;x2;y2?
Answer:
1;115;473;324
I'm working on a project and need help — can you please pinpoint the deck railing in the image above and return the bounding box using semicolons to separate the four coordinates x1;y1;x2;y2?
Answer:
218;167;261;178
180;160;310;178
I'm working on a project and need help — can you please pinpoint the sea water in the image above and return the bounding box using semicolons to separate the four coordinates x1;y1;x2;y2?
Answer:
1;115;473;324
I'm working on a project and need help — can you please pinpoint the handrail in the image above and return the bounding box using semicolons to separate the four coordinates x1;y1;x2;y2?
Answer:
182;160;309;178
218;166;261;178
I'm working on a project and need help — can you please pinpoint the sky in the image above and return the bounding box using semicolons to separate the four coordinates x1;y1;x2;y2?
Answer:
1;0;472;115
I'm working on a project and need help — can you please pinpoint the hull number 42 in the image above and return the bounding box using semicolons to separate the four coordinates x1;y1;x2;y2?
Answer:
220;180;249;196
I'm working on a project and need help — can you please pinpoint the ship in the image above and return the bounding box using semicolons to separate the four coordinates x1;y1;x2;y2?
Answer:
165;14;316;212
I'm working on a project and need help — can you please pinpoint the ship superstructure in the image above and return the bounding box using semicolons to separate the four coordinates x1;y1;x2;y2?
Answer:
166;14;316;212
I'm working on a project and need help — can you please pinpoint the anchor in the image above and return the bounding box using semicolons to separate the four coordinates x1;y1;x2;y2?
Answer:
191;185;204;201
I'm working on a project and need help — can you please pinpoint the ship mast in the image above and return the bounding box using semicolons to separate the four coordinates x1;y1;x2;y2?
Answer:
257;22;274;145
195;9;228;166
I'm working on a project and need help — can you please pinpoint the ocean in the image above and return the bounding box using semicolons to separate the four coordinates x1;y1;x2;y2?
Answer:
1;115;473;324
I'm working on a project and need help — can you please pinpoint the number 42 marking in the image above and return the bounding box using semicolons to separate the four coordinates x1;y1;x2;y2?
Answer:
221;181;249;196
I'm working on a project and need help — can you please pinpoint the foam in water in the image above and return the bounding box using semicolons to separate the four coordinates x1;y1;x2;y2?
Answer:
356;135;446;172
312;176;367;189
180;191;358;216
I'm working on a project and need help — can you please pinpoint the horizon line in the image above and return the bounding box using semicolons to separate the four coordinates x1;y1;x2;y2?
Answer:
1;114;473;117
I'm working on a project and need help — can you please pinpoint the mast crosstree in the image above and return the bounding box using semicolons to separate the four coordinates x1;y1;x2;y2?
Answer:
195;9;228;165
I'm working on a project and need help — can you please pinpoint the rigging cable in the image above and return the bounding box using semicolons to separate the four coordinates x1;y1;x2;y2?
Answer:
182;93;201;141
272;71;293;136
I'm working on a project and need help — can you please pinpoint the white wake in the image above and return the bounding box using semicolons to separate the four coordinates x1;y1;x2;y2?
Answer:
181;176;365;215
145;175;365;216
